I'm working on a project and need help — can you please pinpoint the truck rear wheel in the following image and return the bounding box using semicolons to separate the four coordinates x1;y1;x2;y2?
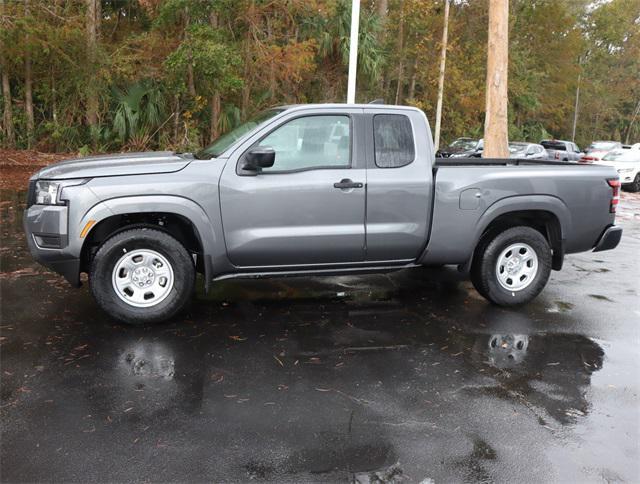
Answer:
90;228;195;325
470;226;551;306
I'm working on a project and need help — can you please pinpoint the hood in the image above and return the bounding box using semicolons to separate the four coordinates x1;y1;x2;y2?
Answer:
597;160;639;170
33;151;193;180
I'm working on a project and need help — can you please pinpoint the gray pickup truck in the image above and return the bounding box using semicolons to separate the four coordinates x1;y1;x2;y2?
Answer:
540;139;583;162
24;104;623;324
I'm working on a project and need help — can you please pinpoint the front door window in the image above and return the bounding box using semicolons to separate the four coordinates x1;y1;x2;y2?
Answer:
258;116;351;172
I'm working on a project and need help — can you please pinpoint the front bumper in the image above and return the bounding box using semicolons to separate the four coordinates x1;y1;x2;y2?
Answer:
23;205;81;286
593;225;623;253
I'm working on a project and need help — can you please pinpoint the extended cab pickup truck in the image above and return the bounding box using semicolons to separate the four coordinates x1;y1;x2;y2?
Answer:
24;104;623;324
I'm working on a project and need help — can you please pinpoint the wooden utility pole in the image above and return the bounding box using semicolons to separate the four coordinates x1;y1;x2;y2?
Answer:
483;0;509;158
433;0;450;152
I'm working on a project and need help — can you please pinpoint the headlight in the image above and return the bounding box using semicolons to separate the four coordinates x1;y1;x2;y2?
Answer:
617;168;633;173
35;181;62;205
32;179;90;206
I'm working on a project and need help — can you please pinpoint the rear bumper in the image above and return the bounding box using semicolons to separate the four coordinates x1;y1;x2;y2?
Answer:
593;225;623;252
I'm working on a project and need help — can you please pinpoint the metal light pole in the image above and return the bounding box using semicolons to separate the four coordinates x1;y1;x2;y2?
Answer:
347;0;361;104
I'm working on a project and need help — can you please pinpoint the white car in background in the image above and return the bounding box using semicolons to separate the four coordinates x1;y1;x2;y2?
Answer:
599;149;640;192
508;142;549;160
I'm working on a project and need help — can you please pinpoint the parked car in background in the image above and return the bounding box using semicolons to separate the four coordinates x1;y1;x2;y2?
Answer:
580;141;623;163
598;149;640;192
508;142;549;160
436;137;483;158
540;140;582;161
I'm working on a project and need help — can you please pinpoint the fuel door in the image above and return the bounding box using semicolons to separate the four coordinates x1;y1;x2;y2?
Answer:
460;188;482;210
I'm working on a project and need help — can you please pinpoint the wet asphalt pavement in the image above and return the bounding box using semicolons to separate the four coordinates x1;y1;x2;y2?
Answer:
1;190;639;483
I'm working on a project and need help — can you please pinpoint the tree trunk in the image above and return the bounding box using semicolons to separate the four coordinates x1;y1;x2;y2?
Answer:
208;10;220;143
266;17;276;101
433;0;450;152
241;27;252;117
483;0;509;158
394;2;405;105
24;0;34;148
184;8;196;98
173;94;181;145
625;100;640;145
86;0;99;131
1;63;15;149
50;65;57;124
377;0;388;96
210;93;220;142
377;0;388;18
408;54;418;101
0;0;15;148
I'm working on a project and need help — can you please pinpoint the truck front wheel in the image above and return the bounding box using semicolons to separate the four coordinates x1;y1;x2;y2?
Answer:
89;228;195;325
471;226;551;306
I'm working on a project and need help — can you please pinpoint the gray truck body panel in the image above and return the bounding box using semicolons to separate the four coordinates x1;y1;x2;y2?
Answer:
23;104;620;287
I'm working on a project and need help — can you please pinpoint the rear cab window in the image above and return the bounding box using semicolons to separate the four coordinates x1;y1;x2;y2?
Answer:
373;114;415;168
541;141;567;151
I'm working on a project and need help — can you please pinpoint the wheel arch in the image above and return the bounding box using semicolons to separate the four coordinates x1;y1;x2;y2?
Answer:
78;196;218;288
470;196;570;271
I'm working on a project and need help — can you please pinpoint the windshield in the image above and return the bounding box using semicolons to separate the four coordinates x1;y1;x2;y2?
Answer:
449;139;478;151
508;143;528;156
589;141;619;151
196;109;284;159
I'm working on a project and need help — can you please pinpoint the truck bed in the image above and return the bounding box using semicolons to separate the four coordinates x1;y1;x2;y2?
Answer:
422;159;618;266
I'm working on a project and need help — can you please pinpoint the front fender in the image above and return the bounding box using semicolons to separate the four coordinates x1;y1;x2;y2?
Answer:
77;195;224;285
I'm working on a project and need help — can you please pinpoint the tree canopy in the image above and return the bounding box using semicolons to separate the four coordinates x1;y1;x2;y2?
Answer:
1;0;638;153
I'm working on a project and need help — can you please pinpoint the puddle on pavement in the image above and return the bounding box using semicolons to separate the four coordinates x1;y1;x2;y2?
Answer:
0;188;610;480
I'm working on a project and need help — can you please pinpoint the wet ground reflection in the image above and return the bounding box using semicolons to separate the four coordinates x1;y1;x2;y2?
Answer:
1;189;634;482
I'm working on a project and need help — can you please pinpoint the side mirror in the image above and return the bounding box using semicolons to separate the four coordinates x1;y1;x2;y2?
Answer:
243;147;275;171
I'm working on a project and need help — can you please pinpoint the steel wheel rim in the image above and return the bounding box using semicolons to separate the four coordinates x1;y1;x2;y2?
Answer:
495;242;538;292
111;249;174;308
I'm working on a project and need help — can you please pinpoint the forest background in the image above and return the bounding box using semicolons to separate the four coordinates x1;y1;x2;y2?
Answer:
1;0;639;155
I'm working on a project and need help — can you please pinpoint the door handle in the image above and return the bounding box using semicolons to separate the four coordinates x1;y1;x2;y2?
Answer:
334;178;363;189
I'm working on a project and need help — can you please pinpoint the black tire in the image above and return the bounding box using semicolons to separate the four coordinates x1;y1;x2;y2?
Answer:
90;228;195;325
624;173;640;193
470;226;551;306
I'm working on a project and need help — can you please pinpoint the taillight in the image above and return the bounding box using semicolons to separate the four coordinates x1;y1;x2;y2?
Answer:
607;178;621;213
580;156;595;163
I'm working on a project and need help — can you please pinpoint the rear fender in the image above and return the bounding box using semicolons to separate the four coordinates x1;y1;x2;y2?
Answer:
421;195;571;267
